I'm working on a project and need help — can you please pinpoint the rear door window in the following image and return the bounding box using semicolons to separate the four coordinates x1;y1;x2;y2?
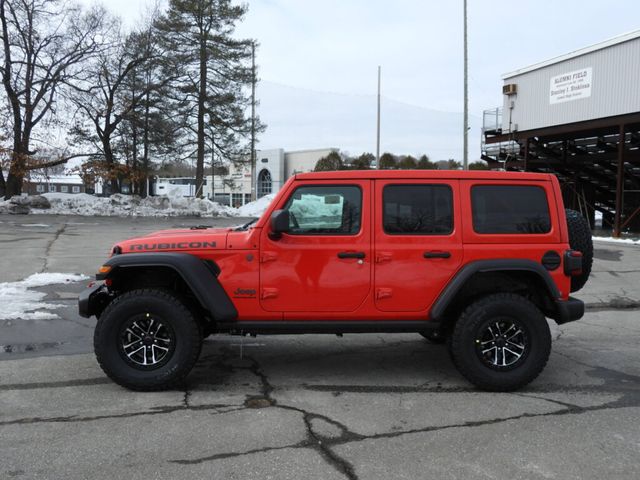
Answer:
471;185;551;234
383;184;453;234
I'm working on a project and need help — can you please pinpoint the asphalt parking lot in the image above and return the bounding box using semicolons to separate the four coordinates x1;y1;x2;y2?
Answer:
1;214;639;479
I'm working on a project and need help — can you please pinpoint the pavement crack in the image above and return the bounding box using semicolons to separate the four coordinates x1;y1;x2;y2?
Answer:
169;441;312;464
510;392;583;411
300;410;360;480
245;355;276;406
183;388;191;408
0;403;243;426
40;224;67;273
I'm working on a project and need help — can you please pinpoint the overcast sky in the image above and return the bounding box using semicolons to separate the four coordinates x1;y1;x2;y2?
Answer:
80;0;640;157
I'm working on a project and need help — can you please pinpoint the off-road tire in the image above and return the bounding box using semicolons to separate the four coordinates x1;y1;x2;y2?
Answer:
94;289;202;391
449;293;551;392
420;330;447;344
565;208;593;293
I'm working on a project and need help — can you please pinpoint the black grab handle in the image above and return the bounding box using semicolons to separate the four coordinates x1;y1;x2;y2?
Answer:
337;252;366;259
423;251;451;259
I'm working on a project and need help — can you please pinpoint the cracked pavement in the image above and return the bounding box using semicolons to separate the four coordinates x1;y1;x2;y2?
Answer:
1;215;639;479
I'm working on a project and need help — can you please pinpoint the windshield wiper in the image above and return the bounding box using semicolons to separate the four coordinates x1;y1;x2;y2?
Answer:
235;218;258;231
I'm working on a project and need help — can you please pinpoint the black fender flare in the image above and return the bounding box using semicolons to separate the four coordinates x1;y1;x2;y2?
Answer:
97;253;237;322
430;259;560;322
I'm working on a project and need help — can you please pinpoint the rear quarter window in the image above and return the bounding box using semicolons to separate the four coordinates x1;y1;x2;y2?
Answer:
471;185;551;234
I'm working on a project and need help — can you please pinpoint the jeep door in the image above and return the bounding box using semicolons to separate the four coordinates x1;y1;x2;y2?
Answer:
373;180;463;312
259;180;371;313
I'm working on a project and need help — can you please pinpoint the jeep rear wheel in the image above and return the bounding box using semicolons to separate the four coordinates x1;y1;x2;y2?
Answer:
449;293;551;392
94;289;202;391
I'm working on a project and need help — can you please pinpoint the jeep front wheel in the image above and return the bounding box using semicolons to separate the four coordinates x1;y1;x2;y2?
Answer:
449;293;551;391
94;289;203;391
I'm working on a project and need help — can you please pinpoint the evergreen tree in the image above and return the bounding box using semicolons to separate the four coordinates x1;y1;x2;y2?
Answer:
398;155;418;169
314;151;343;171
156;0;261;197
468;160;489;170
417;154;437;169
439;159;462;170
119;21;181;196
351;152;374;170
378;152;396;169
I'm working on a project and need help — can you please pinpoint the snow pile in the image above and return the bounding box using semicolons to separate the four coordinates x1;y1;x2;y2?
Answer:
0;191;278;218
25;192;238;218
236;194;275;217
593;236;640;246
0;273;89;321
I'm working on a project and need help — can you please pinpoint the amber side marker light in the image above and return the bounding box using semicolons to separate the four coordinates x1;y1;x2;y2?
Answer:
98;265;111;274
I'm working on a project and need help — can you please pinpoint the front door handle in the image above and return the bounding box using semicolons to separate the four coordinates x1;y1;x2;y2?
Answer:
424;251;451;259
337;251;366;259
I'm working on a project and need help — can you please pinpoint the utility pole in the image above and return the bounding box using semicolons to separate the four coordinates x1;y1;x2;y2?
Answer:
250;41;257;201
211;128;216;202
376;65;381;169
463;0;469;169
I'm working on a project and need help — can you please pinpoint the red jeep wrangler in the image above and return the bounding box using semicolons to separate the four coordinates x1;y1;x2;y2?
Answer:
79;170;592;391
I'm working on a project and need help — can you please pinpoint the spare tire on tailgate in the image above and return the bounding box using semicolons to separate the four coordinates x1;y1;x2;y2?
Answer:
565;209;593;293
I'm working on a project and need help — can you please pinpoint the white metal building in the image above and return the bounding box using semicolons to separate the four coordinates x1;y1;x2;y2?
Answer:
498;30;640;134
482;29;640;234
200;147;337;206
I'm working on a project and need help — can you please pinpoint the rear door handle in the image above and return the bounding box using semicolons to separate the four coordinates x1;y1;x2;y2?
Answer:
338;251;366;259
424;251;451;259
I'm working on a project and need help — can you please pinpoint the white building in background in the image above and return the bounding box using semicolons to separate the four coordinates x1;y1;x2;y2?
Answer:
203;161;253;207
201;147;337;206
152;177;197;197
254;148;338;199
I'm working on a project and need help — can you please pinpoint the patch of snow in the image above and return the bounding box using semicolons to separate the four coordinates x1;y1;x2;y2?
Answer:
236;194;276;217
0;273;89;321
593;236;640;246
24;192;239;218
20;223;51;228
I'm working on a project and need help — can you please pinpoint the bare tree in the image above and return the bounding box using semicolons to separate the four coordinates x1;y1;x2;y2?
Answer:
68;20;169;194
0;0;108;198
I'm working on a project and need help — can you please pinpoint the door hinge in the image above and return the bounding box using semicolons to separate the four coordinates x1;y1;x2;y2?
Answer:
261;288;279;299
376;288;392;300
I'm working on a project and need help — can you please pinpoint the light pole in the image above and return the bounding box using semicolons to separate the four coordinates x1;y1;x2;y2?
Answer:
250;41;257;200
463;0;469;169
376;66;381;169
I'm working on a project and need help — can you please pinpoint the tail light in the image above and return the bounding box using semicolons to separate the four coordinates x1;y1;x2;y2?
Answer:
564;250;583;276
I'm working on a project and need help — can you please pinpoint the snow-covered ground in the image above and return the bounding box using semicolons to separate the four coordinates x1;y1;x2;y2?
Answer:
0;189;278;218
0;273;89;321
593;236;640;246
39;192;238;217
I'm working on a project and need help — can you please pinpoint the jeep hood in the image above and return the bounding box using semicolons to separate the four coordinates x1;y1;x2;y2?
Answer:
115;227;231;254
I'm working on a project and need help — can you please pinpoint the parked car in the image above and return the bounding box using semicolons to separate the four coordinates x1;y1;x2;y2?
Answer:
80;170;592;391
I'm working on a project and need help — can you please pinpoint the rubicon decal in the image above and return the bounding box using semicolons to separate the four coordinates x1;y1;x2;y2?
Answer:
128;241;217;251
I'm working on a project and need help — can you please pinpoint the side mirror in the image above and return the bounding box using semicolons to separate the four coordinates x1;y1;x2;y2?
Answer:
269;209;290;240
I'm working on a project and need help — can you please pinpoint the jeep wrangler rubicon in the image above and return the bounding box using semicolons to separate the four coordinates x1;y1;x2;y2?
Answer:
79;170;592;392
